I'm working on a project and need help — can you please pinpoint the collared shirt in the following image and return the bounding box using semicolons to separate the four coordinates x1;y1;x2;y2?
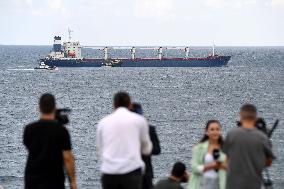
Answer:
96;107;153;174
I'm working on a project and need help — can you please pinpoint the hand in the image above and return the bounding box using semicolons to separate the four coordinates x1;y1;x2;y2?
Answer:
181;171;190;183
70;180;77;189
204;161;219;171
217;162;227;170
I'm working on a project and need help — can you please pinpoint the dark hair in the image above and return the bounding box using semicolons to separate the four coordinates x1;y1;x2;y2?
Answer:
240;103;257;120
171;162;186;178
113;91;131;108
39;93;56;114
200;120;223;145
131;102;143;115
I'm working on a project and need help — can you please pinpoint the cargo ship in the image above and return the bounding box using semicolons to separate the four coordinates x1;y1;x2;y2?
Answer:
39;30;231;67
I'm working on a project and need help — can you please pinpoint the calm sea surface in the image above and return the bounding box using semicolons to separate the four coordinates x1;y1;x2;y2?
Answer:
0;46;283;188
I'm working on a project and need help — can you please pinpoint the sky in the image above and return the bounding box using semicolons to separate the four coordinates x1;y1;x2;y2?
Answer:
0;0;284;46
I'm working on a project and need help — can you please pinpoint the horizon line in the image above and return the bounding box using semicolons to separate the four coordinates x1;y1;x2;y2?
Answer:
1;44;284;47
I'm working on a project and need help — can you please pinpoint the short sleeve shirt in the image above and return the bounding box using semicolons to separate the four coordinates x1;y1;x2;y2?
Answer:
154;178;184;189
223;127;274;189
23;119;72;181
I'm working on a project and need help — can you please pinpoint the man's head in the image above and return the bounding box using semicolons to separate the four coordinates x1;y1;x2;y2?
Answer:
171;162;188;182
240;103;257;126
113;91;131;109
131;102;143;115
39;93;56;115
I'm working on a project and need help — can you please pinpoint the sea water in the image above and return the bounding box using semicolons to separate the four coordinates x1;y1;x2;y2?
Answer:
0;46;283;188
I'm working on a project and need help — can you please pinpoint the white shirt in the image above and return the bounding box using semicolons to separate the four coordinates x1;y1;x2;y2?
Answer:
96;107;153;174
203;153;218;178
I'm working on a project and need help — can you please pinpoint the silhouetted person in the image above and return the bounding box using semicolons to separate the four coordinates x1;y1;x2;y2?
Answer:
23;93;77;189
223;104;274;189
154;162;189;189
96;91;153;189
131;103;161;189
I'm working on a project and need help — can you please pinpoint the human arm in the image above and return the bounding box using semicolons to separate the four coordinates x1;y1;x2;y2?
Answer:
61;127;76;189
266;157;273;166
263;137;274;167
96;123;103;158
149;126;161;155
192;144;223;174
222;132;231;158
191;145;206;175
23;126;29;148
63;150;77;189
203;161;220;172
217;156;228;170
140;119;153;155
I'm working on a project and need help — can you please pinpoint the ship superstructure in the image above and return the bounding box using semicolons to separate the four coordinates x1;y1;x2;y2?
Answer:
39;30;231;67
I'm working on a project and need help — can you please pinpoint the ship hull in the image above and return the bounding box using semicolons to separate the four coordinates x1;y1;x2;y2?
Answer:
114;56;230;67
40;58;103;67
40;56;230;67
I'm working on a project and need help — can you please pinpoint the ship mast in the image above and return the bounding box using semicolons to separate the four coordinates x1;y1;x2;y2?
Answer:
185;47;189;59
103;47;108;60
158;47;163;60
131;47;136;60
68;27;73;42
212;43;215;56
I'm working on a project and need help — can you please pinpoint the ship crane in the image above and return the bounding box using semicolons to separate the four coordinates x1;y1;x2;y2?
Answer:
82;46;109;59
165;46;190;59
68;27;73;42
185;47;189;59
131;47;136;60
158;47;163;60
112;46;136;60
113;47;163;60
103;47;108;60
140;47;163;60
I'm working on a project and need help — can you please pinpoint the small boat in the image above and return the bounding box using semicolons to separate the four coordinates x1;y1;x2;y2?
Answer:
35;62;58;70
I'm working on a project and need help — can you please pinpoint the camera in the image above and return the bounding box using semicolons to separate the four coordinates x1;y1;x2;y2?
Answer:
237;118;279;138
55;108;71;125
237;118;279;189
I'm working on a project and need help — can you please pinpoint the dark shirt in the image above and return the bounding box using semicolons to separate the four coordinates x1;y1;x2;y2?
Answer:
142;125;161;189
154;178;183;189
23;119;72;185
223;127;274;189
142;125;161;178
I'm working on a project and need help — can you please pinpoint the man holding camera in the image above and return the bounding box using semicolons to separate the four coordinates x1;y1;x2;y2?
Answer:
223;104;274;189
23;93;77;189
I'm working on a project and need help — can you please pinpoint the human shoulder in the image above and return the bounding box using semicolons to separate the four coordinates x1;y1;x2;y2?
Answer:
192;141;208;153
24;120;43;130
133;112;147;123
126;110;148;126
253;128;268;138
228;127;243;134
225;127;244;139
155;178;174;189
97;112;115;126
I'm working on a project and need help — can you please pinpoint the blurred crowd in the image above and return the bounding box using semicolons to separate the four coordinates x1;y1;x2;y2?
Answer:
22;92;275;189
